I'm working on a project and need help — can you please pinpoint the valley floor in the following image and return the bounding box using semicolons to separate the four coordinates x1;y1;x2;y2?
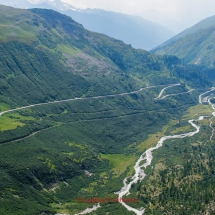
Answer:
1;84;215;215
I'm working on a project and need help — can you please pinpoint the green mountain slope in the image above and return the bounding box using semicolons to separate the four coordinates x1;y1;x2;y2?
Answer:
152;15;215;68
0;5;213;215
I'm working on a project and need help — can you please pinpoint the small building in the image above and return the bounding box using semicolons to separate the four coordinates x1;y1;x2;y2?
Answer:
202;96;209;105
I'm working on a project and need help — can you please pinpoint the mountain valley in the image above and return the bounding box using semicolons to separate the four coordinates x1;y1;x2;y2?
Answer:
0;4;215;215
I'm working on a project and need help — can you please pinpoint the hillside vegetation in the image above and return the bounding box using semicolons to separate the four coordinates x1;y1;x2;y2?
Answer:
152;15;215;69
0;5;213;215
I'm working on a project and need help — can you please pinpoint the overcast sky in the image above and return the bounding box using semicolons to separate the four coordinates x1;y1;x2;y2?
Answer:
61;0;215;30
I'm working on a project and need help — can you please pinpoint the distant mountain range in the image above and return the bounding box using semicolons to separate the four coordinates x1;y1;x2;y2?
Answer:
152;15;215;68
139;9;189;34
0;0;175;50
60;8;175;50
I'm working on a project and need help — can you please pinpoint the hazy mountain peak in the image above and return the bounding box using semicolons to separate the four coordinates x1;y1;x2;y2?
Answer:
139;9;189;34
0;0;78;11
28;0;49;3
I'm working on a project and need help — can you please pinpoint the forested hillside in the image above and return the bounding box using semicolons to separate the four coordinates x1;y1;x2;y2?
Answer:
152;14;215;69
0;5;214;215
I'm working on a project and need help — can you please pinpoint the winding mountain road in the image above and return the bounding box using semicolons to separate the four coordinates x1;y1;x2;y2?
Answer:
0;83;180;117
199;87;215;104
155;83;181;99
1;83;210;215
157;89;195;100
73;86;210;215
